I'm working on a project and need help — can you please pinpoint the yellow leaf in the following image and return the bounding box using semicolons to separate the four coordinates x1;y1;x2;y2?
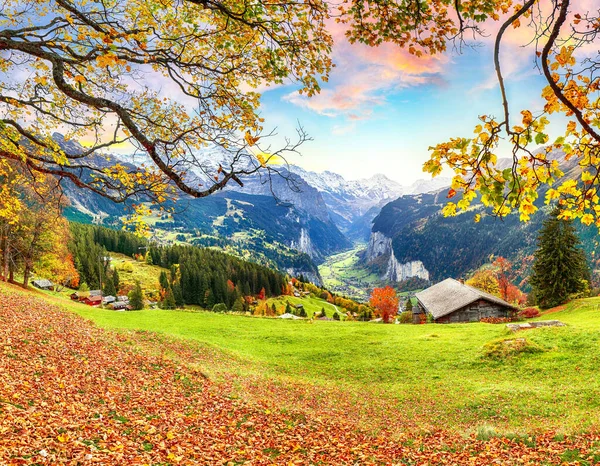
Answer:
244;131;260;147
582;214;594;226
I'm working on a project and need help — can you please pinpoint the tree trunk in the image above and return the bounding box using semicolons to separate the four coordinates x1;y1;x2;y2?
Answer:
2;235;9;283
23;261;31;289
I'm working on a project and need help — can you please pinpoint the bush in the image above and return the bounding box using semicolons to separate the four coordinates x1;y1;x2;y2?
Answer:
398;311;413;324
212;303;228;313
119;262;134;273
482;337;545;360
519;307;540;319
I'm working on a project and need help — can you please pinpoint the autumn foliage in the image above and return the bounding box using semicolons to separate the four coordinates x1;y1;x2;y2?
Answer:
370;286;399;323
4;284;600;464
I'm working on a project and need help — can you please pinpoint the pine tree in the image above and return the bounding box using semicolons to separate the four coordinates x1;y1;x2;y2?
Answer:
161;287;176;309
530;209;590;309
285;302;292;315
332;311;340;320
103;274;116;296
145;252;153;265
159;270;170;291
172;282;185;308
129;281;144;310
112;268;120;294
231;298;244;313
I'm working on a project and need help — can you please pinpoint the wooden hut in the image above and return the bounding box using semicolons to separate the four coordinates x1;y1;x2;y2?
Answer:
32;279;54;291
82;295;102;306
414;278;516;323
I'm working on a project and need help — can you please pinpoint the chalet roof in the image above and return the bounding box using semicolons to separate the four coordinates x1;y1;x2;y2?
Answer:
85;295;102;302
415;278;516;319
32;279;54;288
89;290;102;297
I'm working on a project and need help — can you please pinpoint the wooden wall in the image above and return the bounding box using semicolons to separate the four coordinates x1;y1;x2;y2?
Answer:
434;299;512;323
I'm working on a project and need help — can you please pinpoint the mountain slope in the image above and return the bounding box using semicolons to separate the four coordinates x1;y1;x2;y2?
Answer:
364;151;598;287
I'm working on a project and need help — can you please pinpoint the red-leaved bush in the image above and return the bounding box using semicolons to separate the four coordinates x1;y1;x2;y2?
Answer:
519;307;541;319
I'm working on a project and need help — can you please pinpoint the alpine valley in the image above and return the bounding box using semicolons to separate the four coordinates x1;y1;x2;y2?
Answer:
60;134;600;300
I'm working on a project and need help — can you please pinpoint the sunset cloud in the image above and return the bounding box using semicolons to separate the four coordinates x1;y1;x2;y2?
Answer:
283;25;448;119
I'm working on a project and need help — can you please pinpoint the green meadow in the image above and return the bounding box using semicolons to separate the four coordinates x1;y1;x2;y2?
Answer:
49;291;600;435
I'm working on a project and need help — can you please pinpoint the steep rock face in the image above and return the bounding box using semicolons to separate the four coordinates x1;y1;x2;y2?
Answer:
290;228;316;258
366;231;429;282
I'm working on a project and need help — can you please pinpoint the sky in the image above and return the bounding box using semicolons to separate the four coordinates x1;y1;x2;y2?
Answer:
252;24;557;186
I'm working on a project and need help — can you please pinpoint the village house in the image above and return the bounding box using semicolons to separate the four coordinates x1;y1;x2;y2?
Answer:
32;279;54;291
109;301;131;311
82;295;102;306
414;278;517;323
102;296;116;305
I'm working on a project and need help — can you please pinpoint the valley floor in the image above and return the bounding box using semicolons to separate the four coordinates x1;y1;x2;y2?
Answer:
3;282;600;464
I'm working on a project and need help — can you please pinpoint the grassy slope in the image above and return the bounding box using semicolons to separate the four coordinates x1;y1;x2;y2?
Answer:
57;287;600;434
7;282;600;464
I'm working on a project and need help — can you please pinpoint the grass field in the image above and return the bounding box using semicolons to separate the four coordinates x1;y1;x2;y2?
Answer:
8;282;600;464
55;291;600;435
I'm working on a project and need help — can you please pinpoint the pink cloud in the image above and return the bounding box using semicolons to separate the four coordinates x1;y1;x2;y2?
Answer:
284;22;448;118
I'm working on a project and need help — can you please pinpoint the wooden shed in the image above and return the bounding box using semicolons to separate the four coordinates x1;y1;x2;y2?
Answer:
32;279;54;291
414;278;517;323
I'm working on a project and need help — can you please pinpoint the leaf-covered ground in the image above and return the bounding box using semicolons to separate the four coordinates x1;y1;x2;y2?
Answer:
2;286;600;465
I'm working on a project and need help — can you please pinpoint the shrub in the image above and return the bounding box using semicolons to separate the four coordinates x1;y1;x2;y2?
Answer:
212;303;228;313
398;311;413;324
482;337;545;360
519;307;541;319
119;262;134;273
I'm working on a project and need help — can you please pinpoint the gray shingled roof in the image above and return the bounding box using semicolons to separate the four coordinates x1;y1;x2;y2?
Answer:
32;279;54;288
415;278;516;319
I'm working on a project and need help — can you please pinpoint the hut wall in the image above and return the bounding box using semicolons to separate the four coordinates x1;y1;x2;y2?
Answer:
435;299;512;323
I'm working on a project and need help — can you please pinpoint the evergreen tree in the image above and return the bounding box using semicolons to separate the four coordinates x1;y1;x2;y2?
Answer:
332;311;340;320
231;298;244;313
405;299;413;312
271;303;277;315
129;281;144;310
285;302;292;315
112;268;120;294
299;306;307;318
159;270;170;291
172;282;185;308
204;289;215;309
161;287;176;309
530;209;590;309
145;252;153;265
103;274;117;296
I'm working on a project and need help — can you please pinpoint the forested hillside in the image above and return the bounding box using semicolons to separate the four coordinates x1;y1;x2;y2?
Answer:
69;223;287;307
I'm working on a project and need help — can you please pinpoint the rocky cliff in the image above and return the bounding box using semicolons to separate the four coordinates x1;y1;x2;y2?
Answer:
366;231;430;282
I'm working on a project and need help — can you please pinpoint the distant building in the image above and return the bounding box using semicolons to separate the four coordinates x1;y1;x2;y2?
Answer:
415;278;517;323
32;279;54;291
82;295;102;306
102;296;116;304
110;301;130;310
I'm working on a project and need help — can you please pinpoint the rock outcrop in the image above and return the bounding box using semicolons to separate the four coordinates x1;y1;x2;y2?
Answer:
366;231;429;282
